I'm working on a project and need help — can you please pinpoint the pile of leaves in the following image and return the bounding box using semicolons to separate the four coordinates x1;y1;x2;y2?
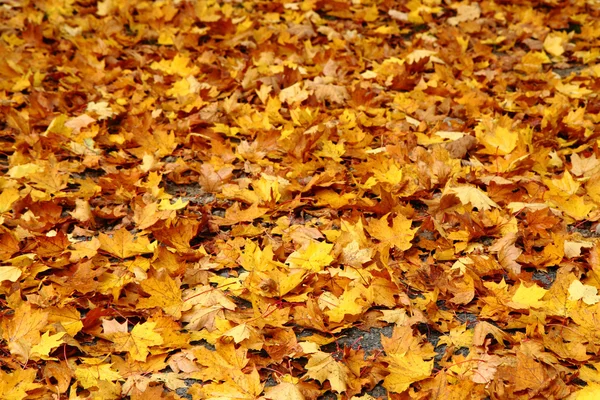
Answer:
2;0;600;398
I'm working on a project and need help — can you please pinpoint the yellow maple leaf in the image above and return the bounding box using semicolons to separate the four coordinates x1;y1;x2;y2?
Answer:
437;324;474;349
286;240;334;272
7;163;40;179
98;228;152;259
264;381;304;400
315;140;346;162
279;82;309;105
544;170;580;197
222;323;252;344
252;174;285;203
340;240;372;267
325;284;372;323
86;101;114;120
150;54;199;76
574;382;600;399
448;3;481;25
0;187;20;214
571;153;600;177
214;203;269;226
446;185;499;211
182;285;237;331
544;32;566;57
383;352;433;394
304;351;349;393
0;266;21;283
110;321;163;361
193;342;250;382
367;213;416;251
551;195;594;221
137;275;183;318
0;368;41;400
510;281;547;309
74;359;122;389
1;302;48;362
190;368;263;400
475;116;519;155
30;332;65;361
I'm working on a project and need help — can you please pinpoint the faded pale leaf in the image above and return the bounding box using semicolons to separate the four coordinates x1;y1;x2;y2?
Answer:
568;280;600;305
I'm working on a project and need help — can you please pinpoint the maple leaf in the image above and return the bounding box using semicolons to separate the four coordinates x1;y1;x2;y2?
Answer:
474;117;519;155
193;342;249;382
98;228;152;259
7;0;600;397
575;382;600;399
514;350;549;392
304;351;350;393
509;281;547;309
108;321;164;362
0;266;21;283
190;368;263;400
448;3;480;26
29;332;65;361
367;213;416;251
524;208;560;238
286;240;334;272
264;381;304;400
1;302;48;362
181;285;237;331
279;82;309;105
74;359;122;389
324;284;373;323
340;240;373;267
471;353;503;384
383;352;433;393
445;185;499;211
0;187;19;214
86;101;114;120
0;369;42;400
568;280;600;305
222;323;253;344
544;32;567;57
137;275;183;318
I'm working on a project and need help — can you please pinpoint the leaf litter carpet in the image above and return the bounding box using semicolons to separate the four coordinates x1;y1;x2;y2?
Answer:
2;0;600;399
